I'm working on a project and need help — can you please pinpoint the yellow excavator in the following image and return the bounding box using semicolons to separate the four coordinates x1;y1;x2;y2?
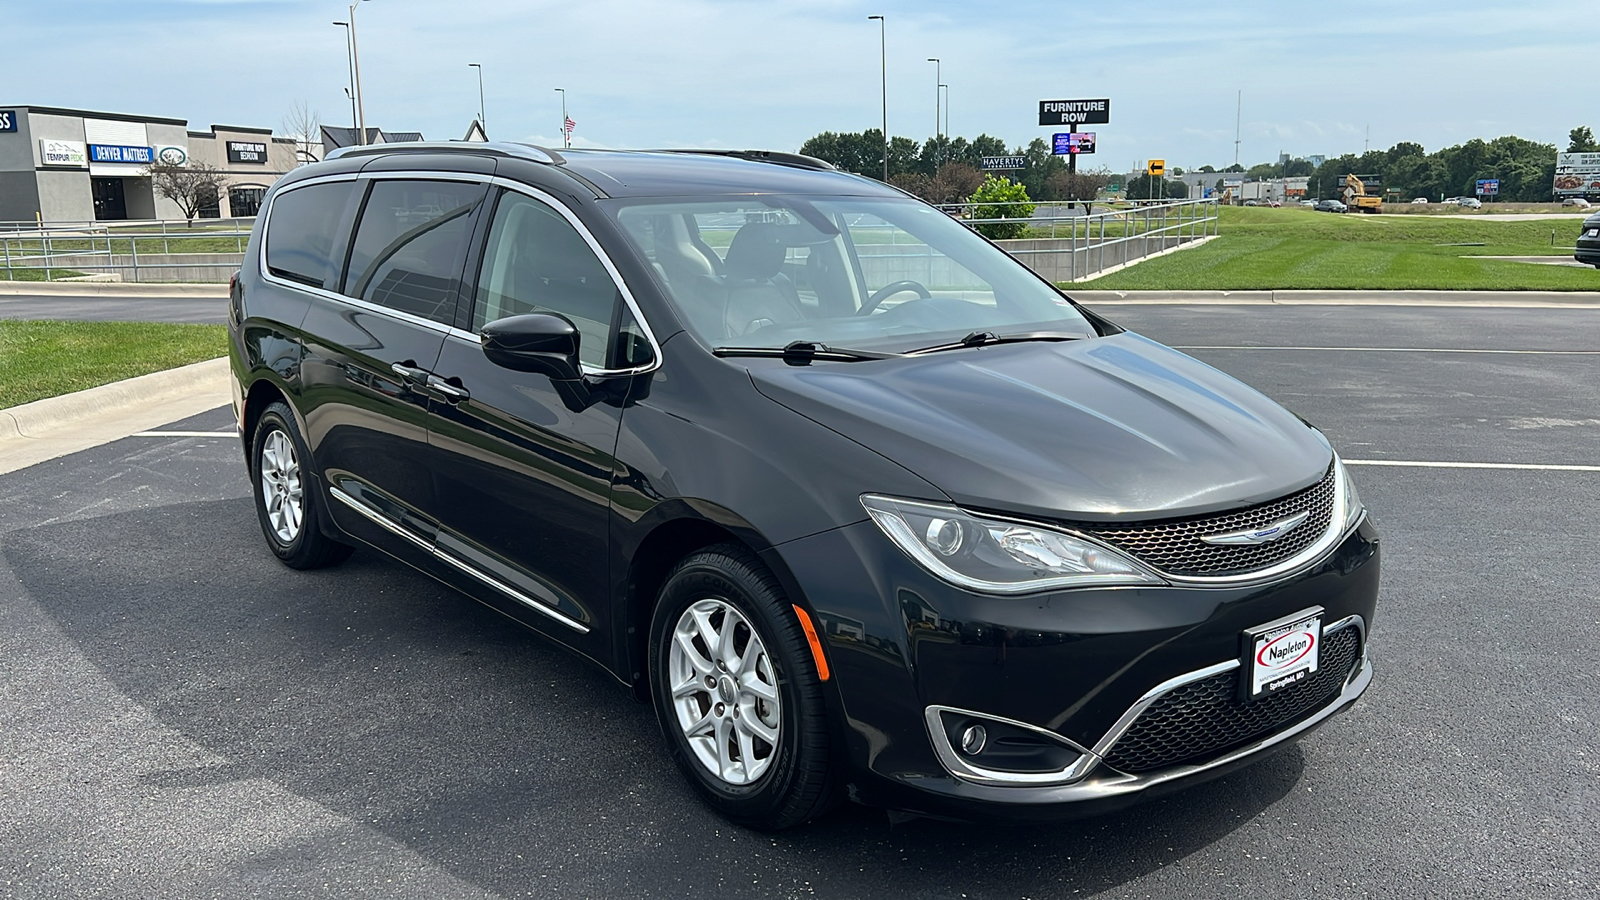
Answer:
1341;174;1383;214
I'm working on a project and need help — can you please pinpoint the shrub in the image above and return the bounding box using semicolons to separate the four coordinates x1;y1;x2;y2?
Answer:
967;175;1035;239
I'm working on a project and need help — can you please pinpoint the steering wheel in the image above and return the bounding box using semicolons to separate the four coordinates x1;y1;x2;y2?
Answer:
858;280;932;315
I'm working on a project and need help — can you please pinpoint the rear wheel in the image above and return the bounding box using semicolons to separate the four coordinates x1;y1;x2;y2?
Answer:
251;401;353;570
648;544;836;830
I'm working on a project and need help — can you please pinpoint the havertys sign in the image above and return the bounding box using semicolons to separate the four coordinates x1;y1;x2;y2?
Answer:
1039;99;1110;126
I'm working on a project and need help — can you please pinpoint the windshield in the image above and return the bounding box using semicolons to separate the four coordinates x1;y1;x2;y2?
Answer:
606;195;1096;352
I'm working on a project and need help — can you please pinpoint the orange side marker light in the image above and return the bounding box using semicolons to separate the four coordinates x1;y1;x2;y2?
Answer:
791;604;831;681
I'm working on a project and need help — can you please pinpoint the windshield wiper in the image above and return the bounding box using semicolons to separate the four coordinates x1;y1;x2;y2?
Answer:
906;330;1088;356
714;340;902;366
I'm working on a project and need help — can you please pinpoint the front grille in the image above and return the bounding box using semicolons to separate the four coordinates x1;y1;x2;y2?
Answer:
1102;625;1361;774
1070;464;1337;577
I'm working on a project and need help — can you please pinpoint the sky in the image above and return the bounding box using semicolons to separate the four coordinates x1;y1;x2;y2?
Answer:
3;0;1588;172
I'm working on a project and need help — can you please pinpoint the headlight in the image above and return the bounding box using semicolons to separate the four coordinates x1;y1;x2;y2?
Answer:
860;495;1165;594
1335;454;1365;533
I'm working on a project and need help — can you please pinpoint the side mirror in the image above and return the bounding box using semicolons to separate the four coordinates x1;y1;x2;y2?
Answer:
480;313;583;381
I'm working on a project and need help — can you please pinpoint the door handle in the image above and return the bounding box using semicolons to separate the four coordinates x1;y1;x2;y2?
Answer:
426;374;470;403
391;361;431;384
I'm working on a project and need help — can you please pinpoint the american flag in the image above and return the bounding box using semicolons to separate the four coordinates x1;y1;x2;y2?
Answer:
563;117;576;134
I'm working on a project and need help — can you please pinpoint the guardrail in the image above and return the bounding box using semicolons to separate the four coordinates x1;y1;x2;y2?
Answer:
1;220;252;284
937;198;1220;282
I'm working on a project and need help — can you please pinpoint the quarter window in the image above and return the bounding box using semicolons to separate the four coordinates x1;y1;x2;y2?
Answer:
474;191;621;369
344;180;485;325
264;181;357;289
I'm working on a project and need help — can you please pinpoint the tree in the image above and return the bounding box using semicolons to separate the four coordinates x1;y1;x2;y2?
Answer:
1198;165;1216;173
145;161;229;225
1569;126;1599;153
281;101;322;167
1124;173;1170;201
1046;166;1112;213
967;175;1034;240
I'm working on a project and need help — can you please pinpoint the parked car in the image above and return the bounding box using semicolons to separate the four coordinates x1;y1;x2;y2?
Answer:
1562;198;1591;209
1298;199;1317;207
1410;198;1429;204
1456;197;1483;209
1575;211;1600;267
1314;199;1348;213
228;142;1380;829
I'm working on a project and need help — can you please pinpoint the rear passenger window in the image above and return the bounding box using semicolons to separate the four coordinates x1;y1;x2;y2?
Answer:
264;181;356;289
344;180;485;324
473;191;620;369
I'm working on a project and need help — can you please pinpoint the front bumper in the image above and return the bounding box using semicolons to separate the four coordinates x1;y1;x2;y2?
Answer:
1574;236;1600;266
775;516;1380;820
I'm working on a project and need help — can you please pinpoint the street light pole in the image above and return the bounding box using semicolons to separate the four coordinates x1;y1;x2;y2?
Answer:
940;83;948;144
926;58;940;167
555;88;568;148
349;0;373;145
469;63;485;136
868;15;887;182
333;22;357;137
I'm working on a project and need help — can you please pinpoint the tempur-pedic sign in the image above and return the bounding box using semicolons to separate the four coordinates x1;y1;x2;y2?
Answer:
40;139;87;167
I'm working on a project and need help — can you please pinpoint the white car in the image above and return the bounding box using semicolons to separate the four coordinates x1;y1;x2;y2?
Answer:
1562;198;1591;209
1411;197;1429;204
1457;197;1482;209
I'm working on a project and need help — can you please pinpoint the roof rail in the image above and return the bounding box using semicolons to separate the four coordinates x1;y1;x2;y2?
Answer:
660;149;837;172
325;141;565;165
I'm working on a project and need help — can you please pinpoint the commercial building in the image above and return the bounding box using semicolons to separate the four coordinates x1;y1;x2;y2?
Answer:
0;104;298;223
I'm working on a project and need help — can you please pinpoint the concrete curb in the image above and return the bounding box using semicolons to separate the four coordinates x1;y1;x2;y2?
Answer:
1069;289;1600;308
0;281;229;298
0;358;232;475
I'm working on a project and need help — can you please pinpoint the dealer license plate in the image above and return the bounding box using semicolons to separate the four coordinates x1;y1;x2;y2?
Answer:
1242;608;1322;701
1586;228;1599;238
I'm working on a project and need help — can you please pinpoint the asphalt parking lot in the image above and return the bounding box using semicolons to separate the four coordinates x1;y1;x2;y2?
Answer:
1;301;1595;899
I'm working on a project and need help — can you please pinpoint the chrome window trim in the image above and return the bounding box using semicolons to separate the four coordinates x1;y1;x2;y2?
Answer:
329;485;589;634
926;615;1368;789
257;170;664;378
923;705;1095;787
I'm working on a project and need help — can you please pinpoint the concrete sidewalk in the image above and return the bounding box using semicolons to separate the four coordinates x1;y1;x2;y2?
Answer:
0;281;229;298
1070;289;1600;307
0;358;232;476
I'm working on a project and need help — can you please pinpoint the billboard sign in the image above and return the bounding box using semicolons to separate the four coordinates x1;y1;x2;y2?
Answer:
1052;132;1097;155
88;144;153;164
1475;179;1499;196
40;139;87;167
981;155;1027;170
227;140;268;164
1554;152;1600;195
1038;99;1110;126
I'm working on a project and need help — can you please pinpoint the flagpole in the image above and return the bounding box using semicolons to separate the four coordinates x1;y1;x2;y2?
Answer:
555;87;569;148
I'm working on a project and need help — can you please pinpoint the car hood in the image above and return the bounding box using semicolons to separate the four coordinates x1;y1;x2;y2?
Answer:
748;333;1332;522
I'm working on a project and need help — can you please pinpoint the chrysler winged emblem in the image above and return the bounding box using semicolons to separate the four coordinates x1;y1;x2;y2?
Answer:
1201;510;1310;546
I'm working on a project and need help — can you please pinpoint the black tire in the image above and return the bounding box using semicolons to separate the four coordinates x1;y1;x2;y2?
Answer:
648;544;837;831
250;401;354;570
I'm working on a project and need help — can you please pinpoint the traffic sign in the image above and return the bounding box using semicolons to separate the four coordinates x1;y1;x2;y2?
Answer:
1148;159;1165;177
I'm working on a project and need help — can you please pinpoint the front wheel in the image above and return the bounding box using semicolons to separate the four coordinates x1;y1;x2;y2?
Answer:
251;400;353;570
648;545;837;830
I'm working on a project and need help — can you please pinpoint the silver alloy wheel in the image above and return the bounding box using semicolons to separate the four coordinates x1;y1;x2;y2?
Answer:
668;597;783;785
259;428;304;544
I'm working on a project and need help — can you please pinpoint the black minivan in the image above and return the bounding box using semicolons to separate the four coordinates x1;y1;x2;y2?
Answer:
228;142;1378;829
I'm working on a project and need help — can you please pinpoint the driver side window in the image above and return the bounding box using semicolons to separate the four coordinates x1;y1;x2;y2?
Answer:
474;191;620;369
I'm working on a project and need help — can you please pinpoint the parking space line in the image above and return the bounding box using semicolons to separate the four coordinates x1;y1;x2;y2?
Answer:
129;431;235;438
1345;459;1600;472
1174;346;1600;355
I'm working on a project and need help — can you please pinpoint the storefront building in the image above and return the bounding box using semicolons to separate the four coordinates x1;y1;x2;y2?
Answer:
0;105;297;223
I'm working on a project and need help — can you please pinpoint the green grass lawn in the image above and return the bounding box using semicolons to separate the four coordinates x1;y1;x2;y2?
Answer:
2;268;87;282
0;321;226;409
1076;207;1600;291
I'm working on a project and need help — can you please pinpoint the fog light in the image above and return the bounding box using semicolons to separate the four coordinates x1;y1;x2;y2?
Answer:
960;724;987;754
